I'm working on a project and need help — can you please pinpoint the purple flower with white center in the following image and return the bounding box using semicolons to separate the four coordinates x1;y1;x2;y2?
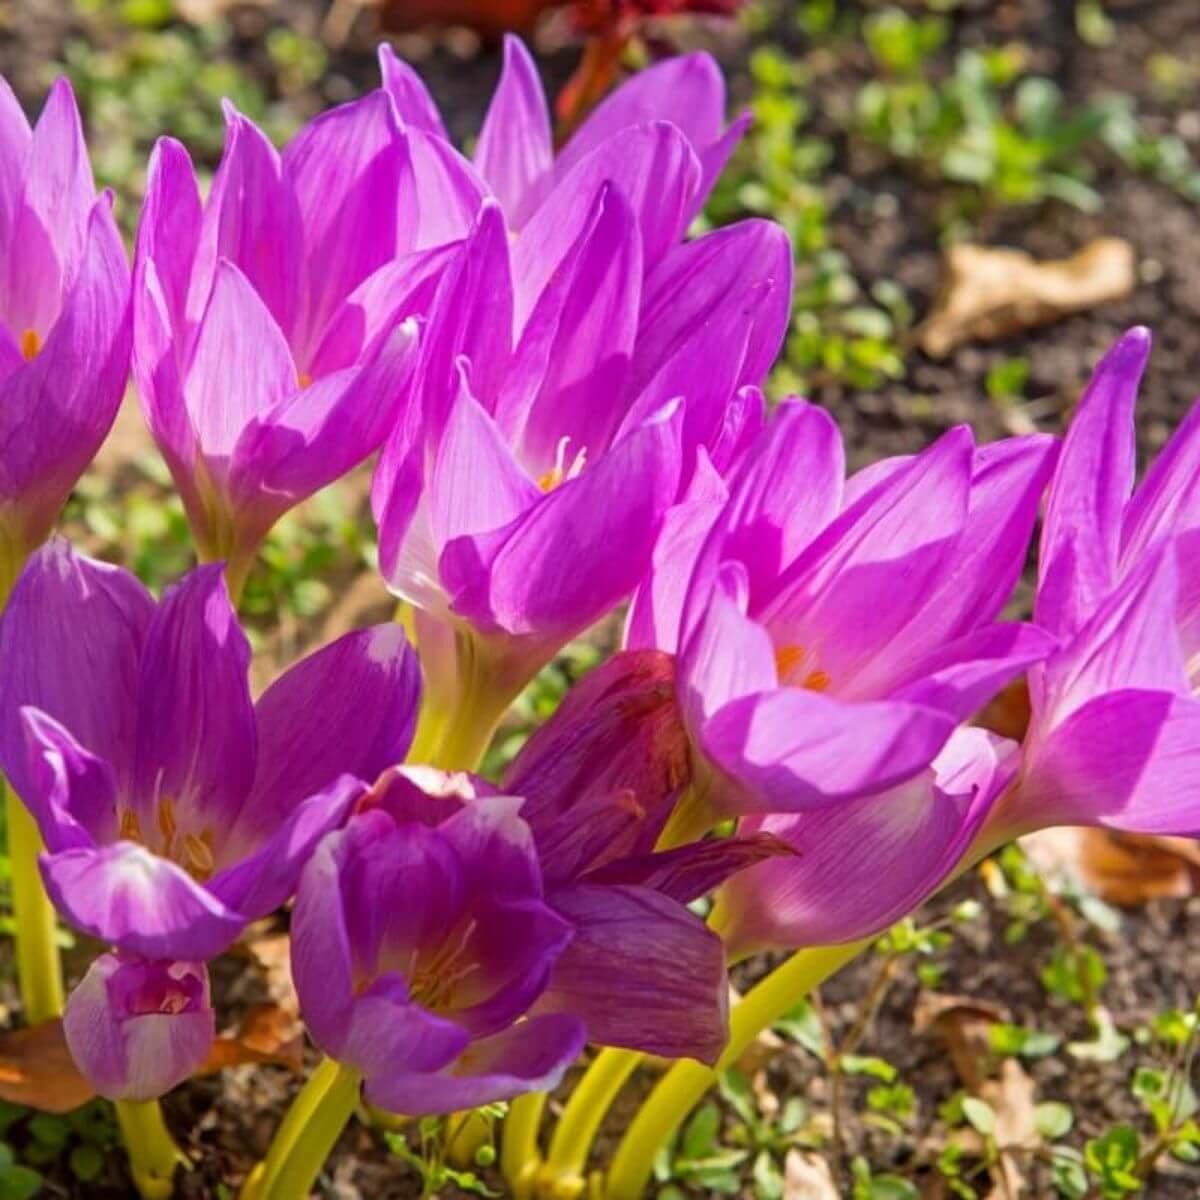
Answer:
64;954;214;1102
0;540;421;962
291;772;584;1115
132;92;454;597
0;76;130;595
981;328;1200;842
630;398;1058;814
381;36;748;238
372;181;789;760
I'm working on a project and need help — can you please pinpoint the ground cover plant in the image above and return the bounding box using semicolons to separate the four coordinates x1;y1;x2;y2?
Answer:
0;1;1200;1197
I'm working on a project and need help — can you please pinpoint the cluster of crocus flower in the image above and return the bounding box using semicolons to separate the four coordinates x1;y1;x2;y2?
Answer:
1;39;1198;1200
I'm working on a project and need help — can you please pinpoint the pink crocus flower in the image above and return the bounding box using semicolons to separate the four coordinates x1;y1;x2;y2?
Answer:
0;76;130;595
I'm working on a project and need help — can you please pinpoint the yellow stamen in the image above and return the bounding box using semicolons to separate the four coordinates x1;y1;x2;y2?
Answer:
775;644;832;693
156;798;177;854
181;833;215;882
297;372;312;390
118;808;143;843
19;329;40;361
538;436;587;493
159;986;191;1016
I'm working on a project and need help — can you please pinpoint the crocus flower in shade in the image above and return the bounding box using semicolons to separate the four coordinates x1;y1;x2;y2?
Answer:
132;94;439;597
373;187;789;762
708;728;1018;958
380;37;747;236
979;328;1200;842
0;540;421;962
502;651;786;1062
0;76;130;596
631;398;1058;815
291;774;585;1114
63;954;214;1101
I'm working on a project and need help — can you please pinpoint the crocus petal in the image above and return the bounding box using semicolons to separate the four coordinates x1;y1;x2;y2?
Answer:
495;183;641;468
1012;689;1200;837
583;832;793;905
440;795;543;901
20;708;118;853
227;320;418;533
363;1013;584;1116
235;624;420;846
185;258;296;461
41;842;246;961
701;687;955;811
1123;398;1200;560
720;399;845;607
188;105;303;340
537;883;728;1064
679;561;776;728
135;137;201;343
1038;540;1188;727
626;451;728;654
408;130;489;252
890;622;1058;722
338;981;468;1080
0;200;131;545
1037;328;1149;639
0;540;152;800
429;374;540;550
514;122;699;317
64;955;214;1102
441;404;682;638
408;201;512;441
713;730;1008;954
629;219;792;403
558;53;725;175
688;110;751;224
378;44;449;139
284;91;415;355
208;775;365;917
0;75;31;256
761;427;973;692
4;78;93;336
131;565;256;835
474;36;552;225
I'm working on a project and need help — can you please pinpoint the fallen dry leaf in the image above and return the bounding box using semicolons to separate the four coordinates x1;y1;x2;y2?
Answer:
918;238;1136;357
980;1058;1039;1199
242;932;300;1016
203;1004;305;1075
914;992;1009;1090
0;1020;94;1113
1021;827;1200;905
783;1149;838;1200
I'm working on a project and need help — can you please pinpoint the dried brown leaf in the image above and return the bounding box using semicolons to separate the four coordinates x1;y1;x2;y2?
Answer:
914;992;1009;1092
203;1004;304;1075
918;238;1136;357
1021;827;1200;905
0;1020;94;1113
783;1149;838;1200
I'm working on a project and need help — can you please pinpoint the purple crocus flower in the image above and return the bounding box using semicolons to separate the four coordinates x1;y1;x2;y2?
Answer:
0;540;421;962
709;727;1018;957
132;93;441;597
292;748;748;1111
0;77;130;595
64;954;214;1101
291;772;585;1114
631;398;1058;813
982;328;1200;841
380;37;747;237
372;181;790;756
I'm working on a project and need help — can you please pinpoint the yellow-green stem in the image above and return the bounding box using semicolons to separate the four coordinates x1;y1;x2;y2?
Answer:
115;1100;188;1200
248;1058;361;1200
542;1049;643;1195
5;782;63;1023
501;1093;547;1199
603;940;871;1200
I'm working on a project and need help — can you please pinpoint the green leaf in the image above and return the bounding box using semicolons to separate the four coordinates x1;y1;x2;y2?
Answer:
961;1097;996;1136
0;1167;41;1200
1035;1102;1075;1141
681;1103;721;1161
840;1055;897;1082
